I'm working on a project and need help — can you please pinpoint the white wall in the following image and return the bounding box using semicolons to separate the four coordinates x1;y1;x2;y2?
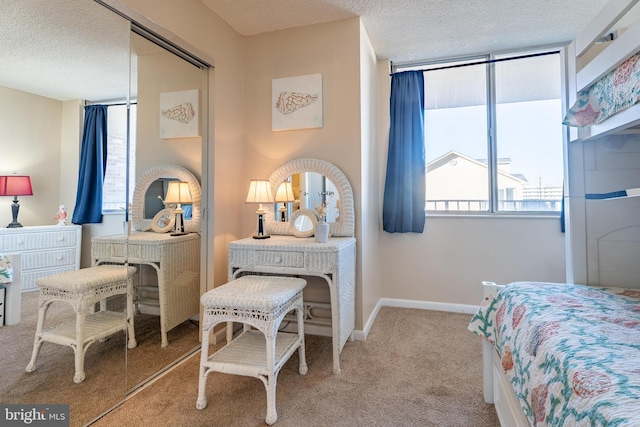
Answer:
359;22;383;330
135;46;203;178
0;86;63;227
379;216;566;305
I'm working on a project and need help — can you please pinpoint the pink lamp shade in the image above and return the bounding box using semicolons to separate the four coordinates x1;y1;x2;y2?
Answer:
0;175;33;196
0;175;33;228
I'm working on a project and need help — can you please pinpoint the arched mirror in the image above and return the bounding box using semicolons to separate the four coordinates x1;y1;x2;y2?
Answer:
265;158;355;237
131;164;202;233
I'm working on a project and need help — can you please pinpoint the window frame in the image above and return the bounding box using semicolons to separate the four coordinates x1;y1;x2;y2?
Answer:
395;48;563;217
101;102;136;214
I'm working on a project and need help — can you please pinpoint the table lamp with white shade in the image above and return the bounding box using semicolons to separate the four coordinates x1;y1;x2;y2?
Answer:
246;179;273;239
274;181;295;222
165;181;192;235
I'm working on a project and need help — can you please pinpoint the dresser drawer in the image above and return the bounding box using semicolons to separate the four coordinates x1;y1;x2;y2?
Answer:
1;229;78;251
21;248;77;270
255;250;304;268
92;241;163;261
306;252;337;272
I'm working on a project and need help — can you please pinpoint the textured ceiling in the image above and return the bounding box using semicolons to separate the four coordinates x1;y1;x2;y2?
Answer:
201;0;611;64
0;0;616;102
0;0;131;102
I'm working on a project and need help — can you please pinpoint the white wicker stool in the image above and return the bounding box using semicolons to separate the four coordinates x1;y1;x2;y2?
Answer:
196;275;308;425
26;265;137;383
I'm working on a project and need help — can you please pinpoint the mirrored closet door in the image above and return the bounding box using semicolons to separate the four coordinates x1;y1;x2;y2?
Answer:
0;1;209;425
0;1;131;424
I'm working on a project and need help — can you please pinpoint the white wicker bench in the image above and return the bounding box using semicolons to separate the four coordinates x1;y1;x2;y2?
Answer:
196;275;307;425
26;265;137;383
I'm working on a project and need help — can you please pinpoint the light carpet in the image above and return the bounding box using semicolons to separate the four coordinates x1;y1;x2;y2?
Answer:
91;307;499;426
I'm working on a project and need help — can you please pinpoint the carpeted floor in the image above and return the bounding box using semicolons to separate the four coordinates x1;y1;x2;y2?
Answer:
91;307;500;427
0;291;200;427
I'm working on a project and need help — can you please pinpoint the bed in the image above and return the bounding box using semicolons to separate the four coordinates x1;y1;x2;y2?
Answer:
472;4;640;422
469;281;640;427
563;0;640;140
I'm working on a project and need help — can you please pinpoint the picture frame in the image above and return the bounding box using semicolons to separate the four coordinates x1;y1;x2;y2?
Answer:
272;73;323;131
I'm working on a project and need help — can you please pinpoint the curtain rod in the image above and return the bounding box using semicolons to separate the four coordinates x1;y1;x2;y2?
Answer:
391;50;560;75
105;102;137;107
84;101;137;107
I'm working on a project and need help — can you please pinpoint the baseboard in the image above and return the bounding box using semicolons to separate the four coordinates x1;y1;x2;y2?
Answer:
380;298;479;314
351;298;383;341
352;298;480;342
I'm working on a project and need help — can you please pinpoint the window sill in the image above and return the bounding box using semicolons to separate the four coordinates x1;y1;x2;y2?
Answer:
425;211;560;220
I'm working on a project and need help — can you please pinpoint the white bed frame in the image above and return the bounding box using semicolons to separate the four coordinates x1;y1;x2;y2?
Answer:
481;281;530;427
481;2;640;425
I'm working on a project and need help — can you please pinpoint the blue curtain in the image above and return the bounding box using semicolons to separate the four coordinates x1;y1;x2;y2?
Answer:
383;71;426;233
72;105;108;224
560;185;565;233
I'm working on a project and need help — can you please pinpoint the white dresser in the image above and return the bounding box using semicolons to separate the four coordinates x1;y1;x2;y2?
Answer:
228;235;356;374
0;225;82;292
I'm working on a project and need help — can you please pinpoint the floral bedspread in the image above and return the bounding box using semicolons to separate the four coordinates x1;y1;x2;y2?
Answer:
468;281;640;426
563;52;640;127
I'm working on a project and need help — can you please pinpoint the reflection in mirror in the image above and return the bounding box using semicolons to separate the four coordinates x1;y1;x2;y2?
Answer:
131;164;202;233
290;209;318;238
294;214;314;231
143;178;193;220
0;2;210;423
126;25;207;395
0;0;131;423
274;173;339;222
298;172;339;222
274;181;295;222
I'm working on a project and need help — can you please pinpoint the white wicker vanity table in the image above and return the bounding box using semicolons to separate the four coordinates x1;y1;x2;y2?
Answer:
91;231;200;347
228;235;356;374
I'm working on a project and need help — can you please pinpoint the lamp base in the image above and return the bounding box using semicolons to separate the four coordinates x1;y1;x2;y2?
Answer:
252;234;270;239
8;198;23;228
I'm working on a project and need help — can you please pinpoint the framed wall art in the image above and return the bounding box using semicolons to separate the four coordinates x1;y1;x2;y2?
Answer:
272;73;323;131
159;89;200;139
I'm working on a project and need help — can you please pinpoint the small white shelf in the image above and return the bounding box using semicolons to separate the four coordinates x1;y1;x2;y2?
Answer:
40;311;126;346
204;330;302;376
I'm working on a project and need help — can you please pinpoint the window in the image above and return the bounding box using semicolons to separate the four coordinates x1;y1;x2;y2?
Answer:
409;50;563;214
102;104;136;212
